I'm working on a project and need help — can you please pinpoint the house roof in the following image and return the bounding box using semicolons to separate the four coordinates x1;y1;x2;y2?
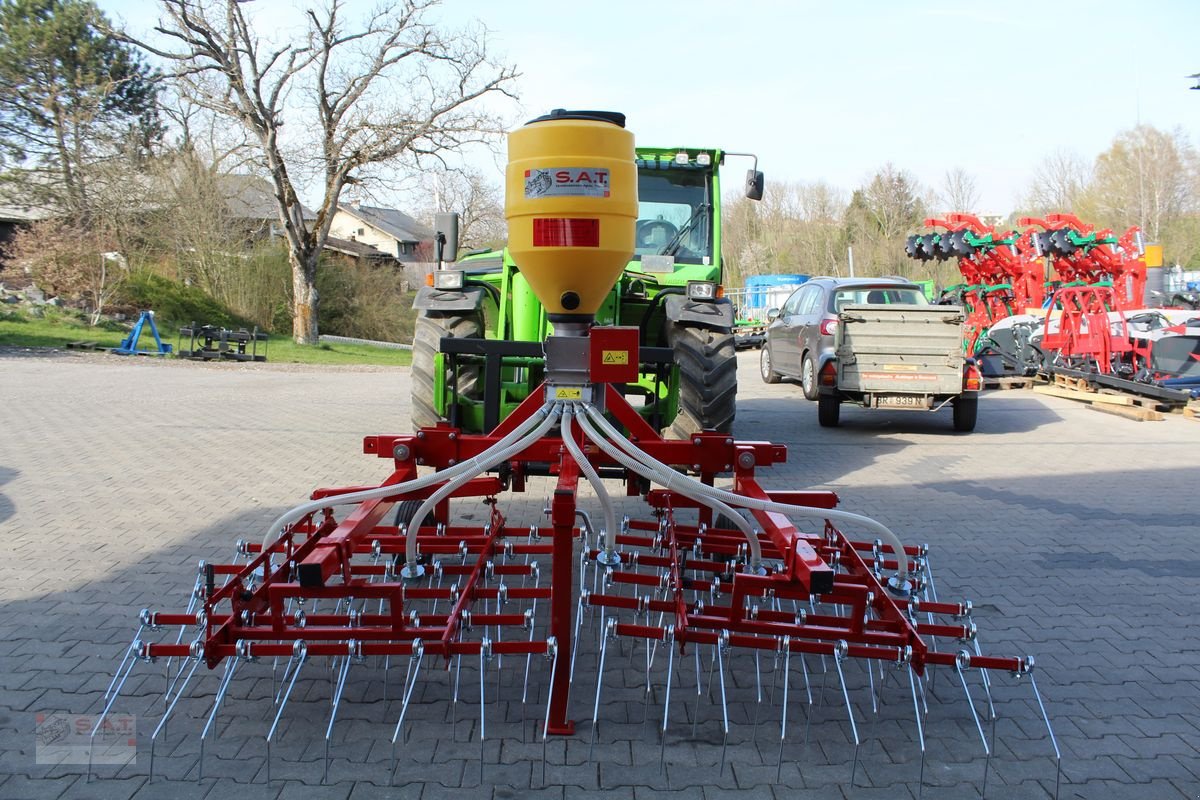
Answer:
218;174;316;221
337;203;431;243
323;235;394;260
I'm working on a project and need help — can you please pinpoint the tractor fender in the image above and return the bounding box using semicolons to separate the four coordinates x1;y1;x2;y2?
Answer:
412;285;486;313
662;294;734;332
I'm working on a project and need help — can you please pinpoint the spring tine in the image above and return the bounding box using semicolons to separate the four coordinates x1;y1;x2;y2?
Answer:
751;649;763;732
479;638;489;784
589;618;614;762
103;628;143;701
799;653;813;706
982;713;996;799
162;651;193;709
1029;672;1062;800
323;646;354;784
88;644;141;782
691;645;703;737
150;650;202;781
833;646;860;785
865;656;877;715
973;638;996;720
198;654;241;781
955;656;989;756
266;643;306;785
659;634;675;772
541;639;559;788
717;639;729;776
776;643;791;783
451;652;462;732
907;665;926;798
569;595;584;685
388;641;424;786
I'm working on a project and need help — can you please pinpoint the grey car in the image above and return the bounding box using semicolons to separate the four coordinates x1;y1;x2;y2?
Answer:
759;277;929;399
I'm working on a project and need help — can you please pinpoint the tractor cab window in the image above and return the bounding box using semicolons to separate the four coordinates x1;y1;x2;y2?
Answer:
634;168;712;264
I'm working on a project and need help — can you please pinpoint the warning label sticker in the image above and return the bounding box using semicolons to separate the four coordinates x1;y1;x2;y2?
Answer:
554;387;584;400
525;168;611;198
601;350;629;365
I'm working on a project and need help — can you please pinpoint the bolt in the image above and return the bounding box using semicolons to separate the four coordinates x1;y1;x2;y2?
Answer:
392;443;411;460
448;432;458;441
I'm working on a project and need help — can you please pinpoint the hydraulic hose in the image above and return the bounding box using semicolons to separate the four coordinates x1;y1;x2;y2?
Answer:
400;403;563;575
261;402;559;552
582;404;910;583
574;409;763;569
560;412;618;559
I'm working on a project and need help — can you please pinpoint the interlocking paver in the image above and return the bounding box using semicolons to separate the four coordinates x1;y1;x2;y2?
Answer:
2;349;1199;799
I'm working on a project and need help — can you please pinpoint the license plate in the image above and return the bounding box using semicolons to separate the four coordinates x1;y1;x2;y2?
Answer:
875;394;926;409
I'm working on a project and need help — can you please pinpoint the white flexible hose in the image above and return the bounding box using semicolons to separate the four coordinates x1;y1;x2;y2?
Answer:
583;404;910;582
575;409;764;568
400;403;563;570
261;402;558;551
560;412;617;553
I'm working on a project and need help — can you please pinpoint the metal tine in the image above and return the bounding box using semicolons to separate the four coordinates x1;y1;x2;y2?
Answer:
1029;671;1062;800
716;635;730;775
88;639;143;782
165;572;203;679
265;641;307;785
522;564;542;714
954;652;990;758
388;640;425;786
972;637;996;721
450;650;462;734
324;643;357;785
569;594;585;686
750;648;764;733
104;625;145;701
658;628;676;772
907;665;927;799
197;649;242;781
832;643;861;786
775;638;791;783
690;644;704;737
149;644;203;782
540;637;559;788
588;617;615;762
479;637;491;784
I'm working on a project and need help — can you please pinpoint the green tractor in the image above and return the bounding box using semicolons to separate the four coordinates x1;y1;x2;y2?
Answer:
410;147;764;438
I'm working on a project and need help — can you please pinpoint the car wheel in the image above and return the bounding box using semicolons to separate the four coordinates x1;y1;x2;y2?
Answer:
801;353;819;400
760;345;781;384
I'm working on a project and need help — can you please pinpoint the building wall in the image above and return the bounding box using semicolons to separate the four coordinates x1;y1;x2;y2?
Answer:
329;209;399;258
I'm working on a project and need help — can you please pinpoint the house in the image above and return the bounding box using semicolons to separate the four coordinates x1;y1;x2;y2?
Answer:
330;202;432;262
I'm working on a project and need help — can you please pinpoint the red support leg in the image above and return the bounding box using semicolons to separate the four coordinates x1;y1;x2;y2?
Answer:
545;455;579;735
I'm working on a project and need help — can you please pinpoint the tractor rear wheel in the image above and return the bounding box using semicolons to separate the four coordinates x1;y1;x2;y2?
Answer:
410;311;483;430
665;321;738;440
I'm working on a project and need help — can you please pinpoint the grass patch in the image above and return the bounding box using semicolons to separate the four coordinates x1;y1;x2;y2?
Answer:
0;307;411;366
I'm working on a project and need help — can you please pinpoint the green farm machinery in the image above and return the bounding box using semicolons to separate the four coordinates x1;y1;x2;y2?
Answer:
410;145;763;439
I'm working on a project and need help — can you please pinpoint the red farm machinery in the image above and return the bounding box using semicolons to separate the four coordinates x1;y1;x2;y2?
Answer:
97;112;1062;796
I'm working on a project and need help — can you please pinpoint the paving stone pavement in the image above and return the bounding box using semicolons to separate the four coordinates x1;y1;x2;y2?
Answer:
1;348;1198;799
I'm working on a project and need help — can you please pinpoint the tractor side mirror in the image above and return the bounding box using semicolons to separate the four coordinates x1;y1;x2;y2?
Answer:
745;170;764;201
435;212;460;263
767;307;780;322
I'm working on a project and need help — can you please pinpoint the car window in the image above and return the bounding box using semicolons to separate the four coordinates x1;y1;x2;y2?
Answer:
831;287;927;312
780;287;805;315
798;286;823;315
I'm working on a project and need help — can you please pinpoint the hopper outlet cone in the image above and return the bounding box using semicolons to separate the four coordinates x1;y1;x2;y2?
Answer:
505;110;638;323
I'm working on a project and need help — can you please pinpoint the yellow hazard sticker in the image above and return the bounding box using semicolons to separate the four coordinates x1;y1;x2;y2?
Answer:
601;350;629;365
554;387;583;400
882;364;918;371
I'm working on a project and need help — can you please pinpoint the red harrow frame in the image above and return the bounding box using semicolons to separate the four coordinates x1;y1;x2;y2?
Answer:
98;359;1060;795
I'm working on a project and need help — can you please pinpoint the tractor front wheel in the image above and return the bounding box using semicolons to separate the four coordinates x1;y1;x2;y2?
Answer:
410;311;483;430
665;322;738;440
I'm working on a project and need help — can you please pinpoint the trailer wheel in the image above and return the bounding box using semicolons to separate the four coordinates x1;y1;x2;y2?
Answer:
817;395;840;427
760;344;782;384
952;396;978;433
410;311;483;430
666;321;738;440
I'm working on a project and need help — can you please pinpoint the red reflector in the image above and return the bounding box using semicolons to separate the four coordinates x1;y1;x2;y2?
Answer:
532;218;600;247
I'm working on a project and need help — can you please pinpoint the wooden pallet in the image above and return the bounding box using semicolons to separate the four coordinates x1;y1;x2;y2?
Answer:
983;376;1038;390
1032;385;1135;406
1088;404;1164;422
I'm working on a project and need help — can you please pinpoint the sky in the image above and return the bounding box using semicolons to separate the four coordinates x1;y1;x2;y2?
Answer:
98;0;1200;215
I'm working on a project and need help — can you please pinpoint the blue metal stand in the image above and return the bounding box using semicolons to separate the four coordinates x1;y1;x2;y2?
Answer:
113;311;173;357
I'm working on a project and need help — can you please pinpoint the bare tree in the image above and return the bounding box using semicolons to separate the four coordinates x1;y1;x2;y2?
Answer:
417;166;506;251
938;166;979;213
1086;124;1196;242
119;0;517;343
1022;148;1090;214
